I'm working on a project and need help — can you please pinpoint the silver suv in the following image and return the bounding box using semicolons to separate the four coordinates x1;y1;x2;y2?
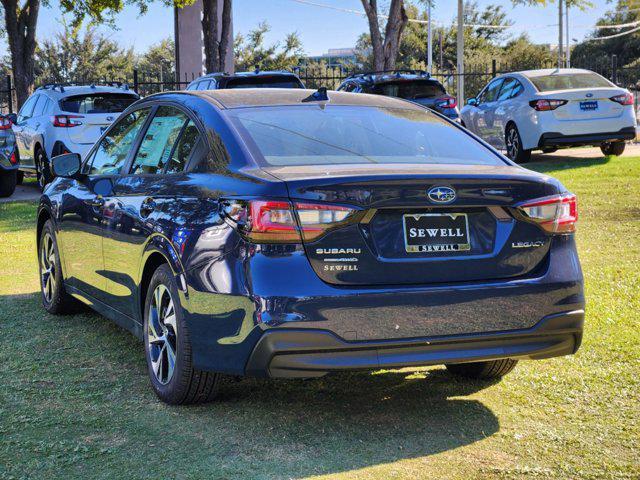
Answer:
11;83;138;189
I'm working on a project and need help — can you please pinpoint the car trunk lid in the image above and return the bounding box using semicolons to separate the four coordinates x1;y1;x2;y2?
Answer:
535;88;627;121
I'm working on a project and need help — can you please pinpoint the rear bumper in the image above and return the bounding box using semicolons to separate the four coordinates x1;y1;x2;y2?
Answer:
246;309;584;378
538;126;636;148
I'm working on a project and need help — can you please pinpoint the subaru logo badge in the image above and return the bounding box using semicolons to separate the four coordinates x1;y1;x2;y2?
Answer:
586;93;593;98
428;186;456;203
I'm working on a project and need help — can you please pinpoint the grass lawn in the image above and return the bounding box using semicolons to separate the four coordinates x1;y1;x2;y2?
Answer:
0;154;638;479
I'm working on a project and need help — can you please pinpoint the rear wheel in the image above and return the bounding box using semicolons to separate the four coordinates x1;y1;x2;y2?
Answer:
0;170;17;197
445;359;518;379
16;170;24;185
505;124;531;163
600;141;625;156
36;149;52;191
144;264;220;404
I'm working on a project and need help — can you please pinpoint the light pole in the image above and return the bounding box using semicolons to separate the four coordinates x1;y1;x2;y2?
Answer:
427;1;433;74
565;2;570;67
558;0;564;69
457;0;464;106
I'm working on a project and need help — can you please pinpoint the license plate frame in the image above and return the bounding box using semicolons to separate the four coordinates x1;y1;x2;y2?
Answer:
579;100;598;111
402;213;471;253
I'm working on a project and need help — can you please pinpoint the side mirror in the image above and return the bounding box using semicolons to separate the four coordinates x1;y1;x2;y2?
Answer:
51;152;82;178
6;113;17;124
467;98;478;106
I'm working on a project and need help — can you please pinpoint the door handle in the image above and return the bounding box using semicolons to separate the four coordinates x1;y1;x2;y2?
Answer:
140;197;157;218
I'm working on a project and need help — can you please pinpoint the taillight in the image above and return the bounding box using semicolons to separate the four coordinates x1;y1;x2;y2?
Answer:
610;92;634;105
435;96;457;109
529;99;568;111
225;200;358;243
517;193;578;234
51;114;84;127
0;116;12;130
9;151;17;164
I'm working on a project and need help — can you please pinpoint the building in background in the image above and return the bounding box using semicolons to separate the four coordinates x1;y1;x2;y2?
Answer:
301;48;359;67
174;0;234;85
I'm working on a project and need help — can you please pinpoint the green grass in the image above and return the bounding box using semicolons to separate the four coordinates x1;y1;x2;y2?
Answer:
1;155;639;480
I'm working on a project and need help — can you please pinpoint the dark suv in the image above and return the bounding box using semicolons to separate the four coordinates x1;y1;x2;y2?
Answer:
338;70;460;121
186;70;305;91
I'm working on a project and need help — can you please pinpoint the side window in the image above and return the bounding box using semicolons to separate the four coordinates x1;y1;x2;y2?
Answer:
478;79;503;104
17;95;39;122
496;78;517;101
198;81;211;90
43;98;55;115
31;96;47;117
340;83;354;92
510;80;524;99
130;106;189;175
86;108;151;175
167;121;200;173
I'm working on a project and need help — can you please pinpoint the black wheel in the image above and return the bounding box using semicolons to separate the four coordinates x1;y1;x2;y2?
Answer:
505;124;531;163
144;264;220;404
600;141;626;156
35;148;52;191
39;220;81;314
445;359;518;380
0;170;17;197
16;170;24;185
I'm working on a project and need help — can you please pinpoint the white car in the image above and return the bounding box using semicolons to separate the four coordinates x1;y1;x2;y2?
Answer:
460;68;637;162
11;84;139;189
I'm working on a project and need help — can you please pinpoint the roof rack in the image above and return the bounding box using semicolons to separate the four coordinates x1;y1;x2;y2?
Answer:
37;82;131;92
345;69;430;82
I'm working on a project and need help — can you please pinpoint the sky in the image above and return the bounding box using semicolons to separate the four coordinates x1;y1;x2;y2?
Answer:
0;0;618;57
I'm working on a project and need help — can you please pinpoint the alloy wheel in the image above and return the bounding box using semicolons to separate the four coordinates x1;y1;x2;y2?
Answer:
40;233;56;303
506;127;519;159
147;284;178;385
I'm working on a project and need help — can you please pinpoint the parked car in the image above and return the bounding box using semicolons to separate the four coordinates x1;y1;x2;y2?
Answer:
185;70;305;91
39;88;584;404
11;83;139;189
337;70;460;121
460;68;637;162
0;115;19;197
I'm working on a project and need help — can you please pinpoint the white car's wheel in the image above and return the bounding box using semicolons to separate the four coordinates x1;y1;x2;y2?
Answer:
505;124;531;163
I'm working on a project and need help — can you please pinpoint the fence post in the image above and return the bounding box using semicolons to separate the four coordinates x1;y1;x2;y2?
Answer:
491;59;496;78
6;75;12;114
133;68;139;94
611;55;618;85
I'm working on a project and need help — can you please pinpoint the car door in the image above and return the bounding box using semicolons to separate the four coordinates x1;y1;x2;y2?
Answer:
493;77;518;145
12;95;39;167
57;107;152;302
475;78;504;146
102;104;203;319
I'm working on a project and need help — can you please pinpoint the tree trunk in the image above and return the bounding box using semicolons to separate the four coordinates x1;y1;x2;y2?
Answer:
202;0;221;73
218;0;232;72
2;0;40;108
361;0;408;72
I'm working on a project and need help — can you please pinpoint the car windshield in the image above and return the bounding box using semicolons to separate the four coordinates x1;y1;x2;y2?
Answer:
370;80;446;100
226;76;303;89
528;73;612;91
229;105;504;167
60;93;138;114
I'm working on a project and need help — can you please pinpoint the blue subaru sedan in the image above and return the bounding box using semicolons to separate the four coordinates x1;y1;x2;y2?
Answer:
37;88;584;404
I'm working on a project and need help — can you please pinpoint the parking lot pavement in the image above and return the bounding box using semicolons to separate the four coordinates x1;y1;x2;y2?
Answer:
0;180;41;204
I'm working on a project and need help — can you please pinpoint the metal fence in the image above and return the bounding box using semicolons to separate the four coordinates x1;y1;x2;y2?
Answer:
2;57;639;115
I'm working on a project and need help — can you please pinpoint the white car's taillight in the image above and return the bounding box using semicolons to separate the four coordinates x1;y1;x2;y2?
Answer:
51;114;84;127
517;193;578;234
610;92;634;106
529;99;568;111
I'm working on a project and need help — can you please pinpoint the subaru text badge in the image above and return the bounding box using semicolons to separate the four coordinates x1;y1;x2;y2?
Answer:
428;186;456;204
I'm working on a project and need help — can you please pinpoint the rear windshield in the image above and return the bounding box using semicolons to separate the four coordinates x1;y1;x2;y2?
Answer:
60;93;139;114
528;73;612;92
225;76;304;89
370;80;446;100
229;105;504;167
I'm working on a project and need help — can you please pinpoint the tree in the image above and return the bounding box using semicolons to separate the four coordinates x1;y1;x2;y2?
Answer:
35;25;135;83
360;0;409;71
234;22;304;72
202;0;232;73
137;38;176;81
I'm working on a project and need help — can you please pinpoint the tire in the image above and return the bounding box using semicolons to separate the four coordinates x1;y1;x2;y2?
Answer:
16;170;24;185
144;264;220;404
35;148;52;191
445;359;518;380
39;220;81;314
505;124;531;163
600;141;626;156
0;170;17;197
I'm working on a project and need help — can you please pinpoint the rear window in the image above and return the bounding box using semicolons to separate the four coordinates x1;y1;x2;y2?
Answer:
225;76;303;89
229;105;504;167
60;93;139;114
369;80;446;100
528;73;612;92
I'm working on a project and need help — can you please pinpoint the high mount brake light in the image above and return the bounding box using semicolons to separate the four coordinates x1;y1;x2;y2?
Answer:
517;193;578;234
51;114;84;127
226;200;358;243
435;96;457;109
0;117;12;130
610;92;634;105
529;99;568;111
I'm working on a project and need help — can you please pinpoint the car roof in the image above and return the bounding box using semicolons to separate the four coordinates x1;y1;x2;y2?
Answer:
345;70;440;85
35;84;137;99
193;70;299;81
515;68;597;78
183;88;425;110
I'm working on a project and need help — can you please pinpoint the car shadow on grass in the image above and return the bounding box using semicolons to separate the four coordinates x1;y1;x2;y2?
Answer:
2;293;501;478
527;152;612;173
